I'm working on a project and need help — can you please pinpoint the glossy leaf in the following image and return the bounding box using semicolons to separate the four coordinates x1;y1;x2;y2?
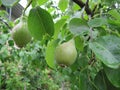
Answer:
69;18;89;35
58;0;68;11
88;18;107;27
45;39;59;69
38;0;48;5
1;0;19;7
89;35;120;69
28;6;54;40
104;66;120;88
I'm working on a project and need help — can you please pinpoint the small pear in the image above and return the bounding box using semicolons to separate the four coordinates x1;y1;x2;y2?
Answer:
12;20;32;48
55;39;77;66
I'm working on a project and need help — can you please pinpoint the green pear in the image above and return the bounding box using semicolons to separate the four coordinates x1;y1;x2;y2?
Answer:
12;20;32;48
55;39;77;66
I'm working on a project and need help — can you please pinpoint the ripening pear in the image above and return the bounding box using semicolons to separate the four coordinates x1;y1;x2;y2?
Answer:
12;19;32;48
55;39;77;66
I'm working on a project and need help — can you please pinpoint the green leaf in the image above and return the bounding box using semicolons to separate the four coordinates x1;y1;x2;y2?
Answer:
73;3;80;11
104;0;120;5
31;0;37;7
0;34;8;45
89;35;120;69
88;18;107;27
1;0;19;7
69;18;89;35
79;71;96;90
104;66;120;88
45;39;59;69
74;36;84;51
58;0;68;11
38;0;48;5
107;19;120;33
94;70;107;90
108;9;120;21
53;18;67;39
28;6;54;40
0;0;2;6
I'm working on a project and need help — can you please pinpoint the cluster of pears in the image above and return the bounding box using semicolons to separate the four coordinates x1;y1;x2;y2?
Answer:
12;18;32;48
12;17;77;66
55;39;77;66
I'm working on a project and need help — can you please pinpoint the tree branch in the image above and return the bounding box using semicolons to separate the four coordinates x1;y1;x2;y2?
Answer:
85;0;92;15
91;4;97;16
72;0;85;8
23;0;32;15
72;0;96;17
0;18;11;29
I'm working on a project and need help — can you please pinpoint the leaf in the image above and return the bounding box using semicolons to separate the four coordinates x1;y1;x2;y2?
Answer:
94;69;120;90
0;0;2;6
107;19;120;33
69;18;89;35
94;70;107;90
103;0;114;5
89;35;120;69
31;0;37;7
28;6;54;40
79;71;96;90
88;18;107;27
1;0;19;7
108;9;120;21
45;39;59;69
38;0;48;5
74;36;84;51
58;0;68;11
104;66;120;88
104;0;120;5
73;3;80;11
53;18;67;39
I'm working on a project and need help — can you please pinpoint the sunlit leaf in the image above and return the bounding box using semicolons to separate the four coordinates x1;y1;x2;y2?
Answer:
38;0;48;5
58;0;69;11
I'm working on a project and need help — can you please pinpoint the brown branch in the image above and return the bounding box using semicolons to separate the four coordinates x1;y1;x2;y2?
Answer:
91;4;97;16
72;0;96;17
72;0;85;8
85;0;92;15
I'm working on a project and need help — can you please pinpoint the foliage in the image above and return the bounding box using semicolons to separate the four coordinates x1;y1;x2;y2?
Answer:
0;0;120;90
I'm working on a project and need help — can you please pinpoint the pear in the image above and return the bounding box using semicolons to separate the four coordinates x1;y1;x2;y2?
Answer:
55;39;77;66
12;20;32;48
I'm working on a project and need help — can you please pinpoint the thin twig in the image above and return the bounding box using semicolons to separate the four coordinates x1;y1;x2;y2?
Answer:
72;0;96;17
23;0;32;15
0;18;11;29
